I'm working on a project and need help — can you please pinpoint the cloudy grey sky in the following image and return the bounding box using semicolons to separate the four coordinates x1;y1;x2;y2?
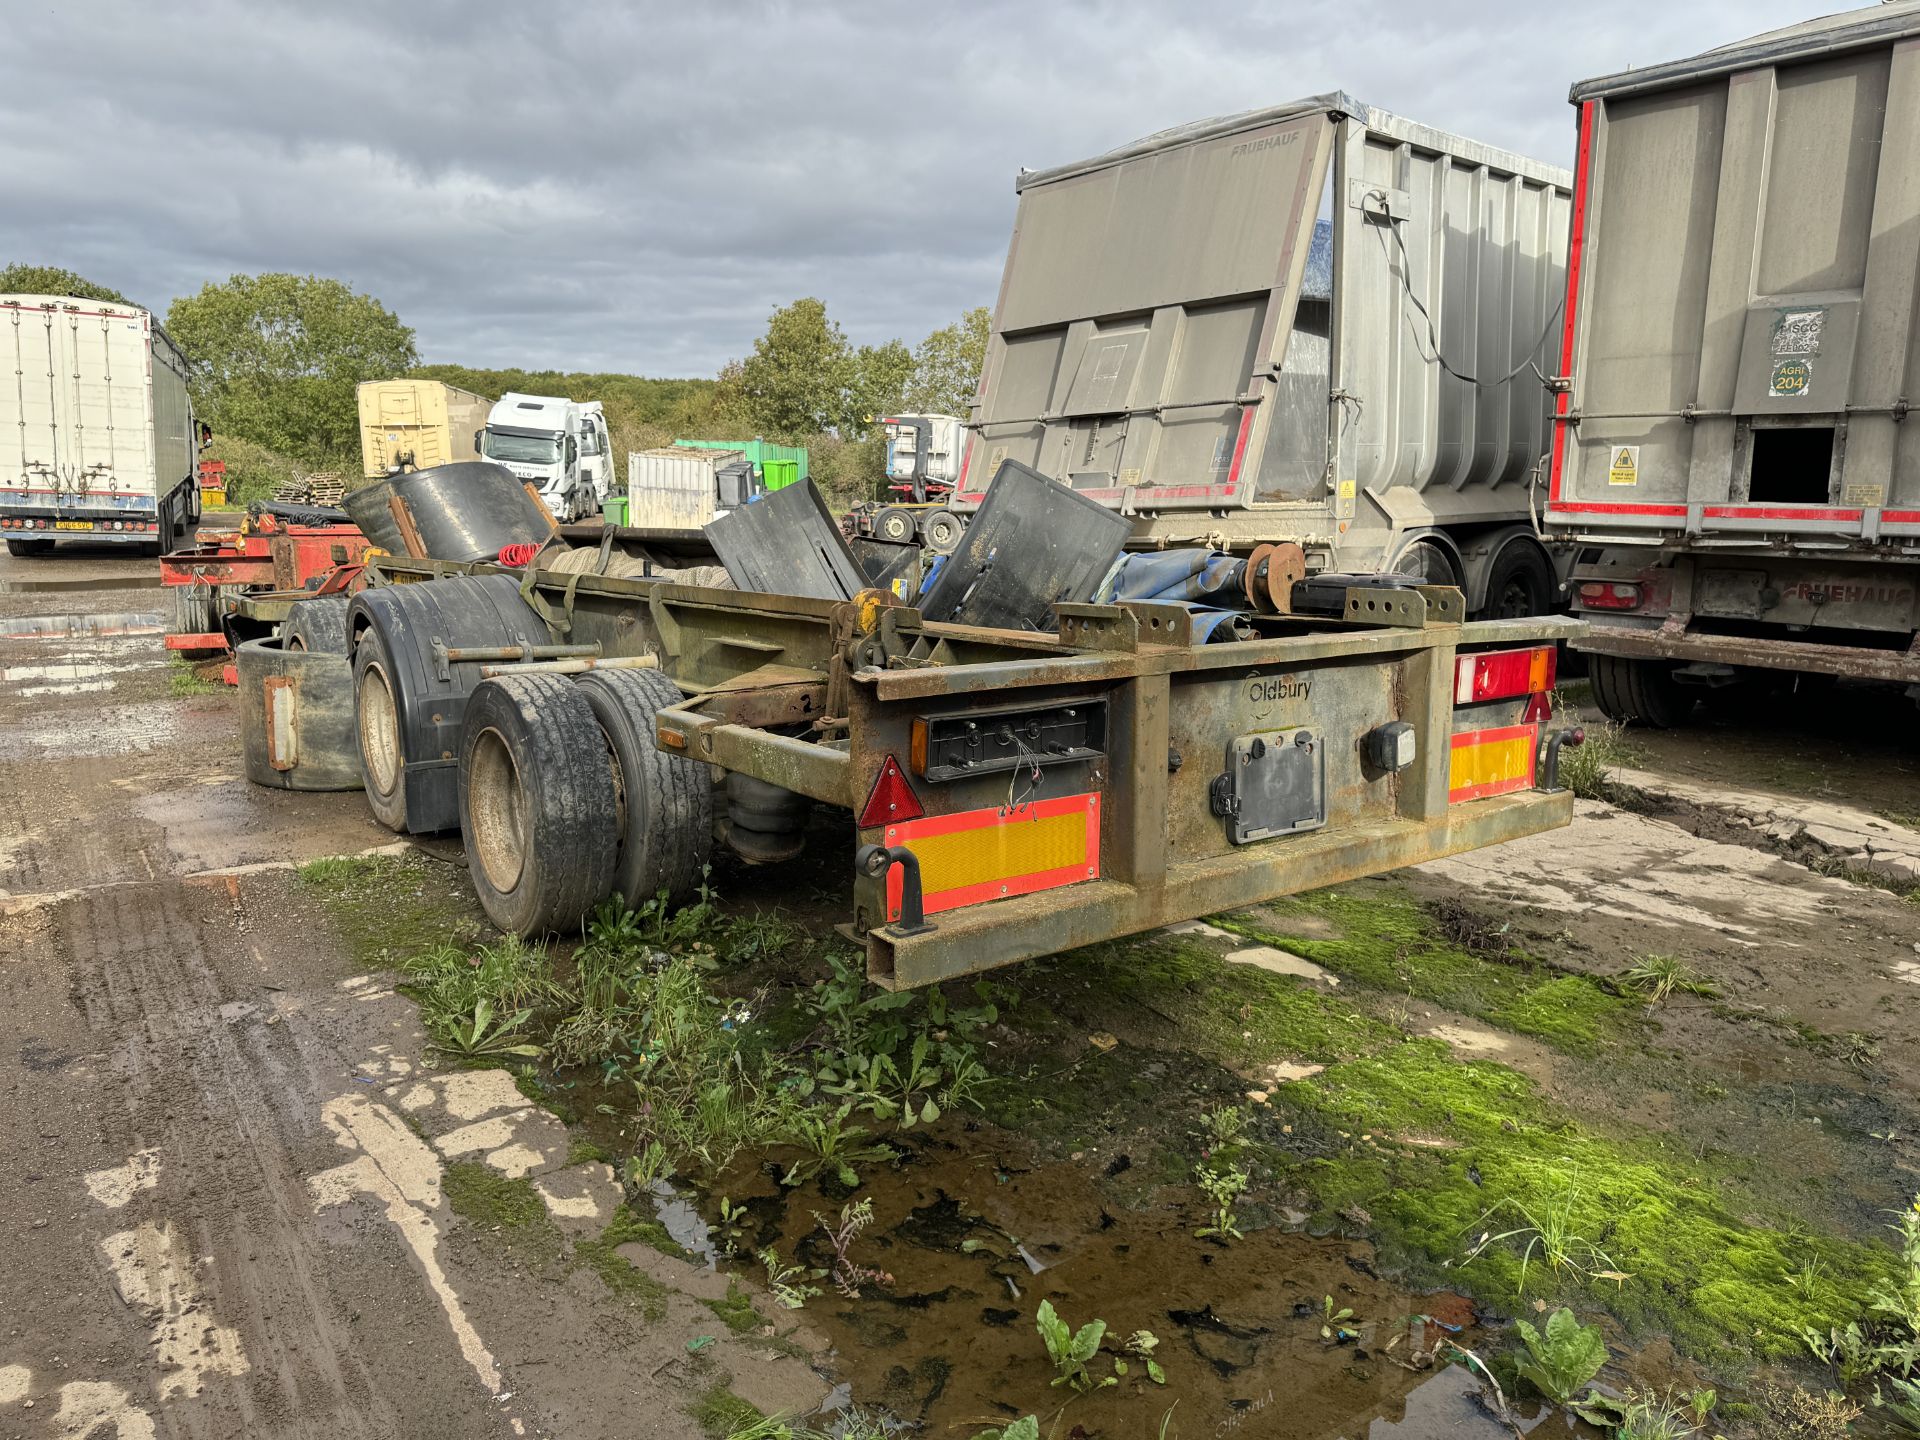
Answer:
4;0;1817;378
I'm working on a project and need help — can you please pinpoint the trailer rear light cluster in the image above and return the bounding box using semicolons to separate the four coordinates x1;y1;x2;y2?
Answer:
1;517;48;529
1577;581;1643;610
1454;646;1557;704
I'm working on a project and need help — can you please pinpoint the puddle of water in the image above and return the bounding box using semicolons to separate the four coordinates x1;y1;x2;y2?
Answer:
648;1180;722;1269
2;651;155;698
696;1129;1579;1437
0;700;182;760
0;574;162;594
0;611;162;639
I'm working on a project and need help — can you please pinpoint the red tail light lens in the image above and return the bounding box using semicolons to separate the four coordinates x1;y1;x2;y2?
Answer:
1578;581;1643;611
1455;646;1558;704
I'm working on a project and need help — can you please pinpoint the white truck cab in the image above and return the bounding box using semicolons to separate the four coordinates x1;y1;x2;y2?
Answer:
478;393;597;522
577;402;613;504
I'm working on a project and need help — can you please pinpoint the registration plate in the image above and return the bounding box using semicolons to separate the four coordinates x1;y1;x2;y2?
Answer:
54;520;93;531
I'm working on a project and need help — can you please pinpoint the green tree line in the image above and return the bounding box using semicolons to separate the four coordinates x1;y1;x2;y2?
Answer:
2;262;987;505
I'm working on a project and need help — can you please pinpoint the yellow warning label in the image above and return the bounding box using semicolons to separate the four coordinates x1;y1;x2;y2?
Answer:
1608;446;1640;487
1844;482;1885;507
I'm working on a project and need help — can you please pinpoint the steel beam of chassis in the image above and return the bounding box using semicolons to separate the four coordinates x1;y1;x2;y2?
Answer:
861;789;1573;989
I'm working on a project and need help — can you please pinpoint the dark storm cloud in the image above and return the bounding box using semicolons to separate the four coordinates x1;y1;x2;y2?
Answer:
2;0;1816;376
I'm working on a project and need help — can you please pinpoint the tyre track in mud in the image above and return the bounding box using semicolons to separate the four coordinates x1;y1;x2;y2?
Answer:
36;873;506;1439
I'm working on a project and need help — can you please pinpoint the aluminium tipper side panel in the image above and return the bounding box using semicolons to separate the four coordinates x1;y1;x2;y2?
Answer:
1548;2;1920;544
1328;107;1570;545
956;94;1570;559
1;295;175;509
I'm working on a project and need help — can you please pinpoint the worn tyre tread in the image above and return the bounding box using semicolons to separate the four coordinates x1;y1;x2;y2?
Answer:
574;668;713;907
283;595;352;654
459;672;618;936
1589;653;1688;729
352;624;409;832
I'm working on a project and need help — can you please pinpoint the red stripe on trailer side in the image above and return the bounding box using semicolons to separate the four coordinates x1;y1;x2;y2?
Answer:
1224;407;1256;487
1549;100;1597;506
1701;505;1864;522
1546;501;1687;517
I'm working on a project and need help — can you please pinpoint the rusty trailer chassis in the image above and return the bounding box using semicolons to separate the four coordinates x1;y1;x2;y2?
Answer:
372;558;1580;989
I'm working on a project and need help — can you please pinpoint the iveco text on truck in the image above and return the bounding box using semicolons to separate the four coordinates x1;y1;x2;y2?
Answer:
1;293;199;556
1543;3;1920;721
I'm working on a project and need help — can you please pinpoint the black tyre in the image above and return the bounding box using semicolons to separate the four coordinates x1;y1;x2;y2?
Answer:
920;510;964;555
1589;653;1690;728
282;595;352;654
6;538;53;557
354;622;411;831
874;507;917;544
575;668;715;908
1477;542;1555;619
1390;539;1462;588
459;673;619;936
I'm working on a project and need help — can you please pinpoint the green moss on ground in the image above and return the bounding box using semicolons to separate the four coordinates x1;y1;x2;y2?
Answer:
567;1137;613;1166
969;882;1897;1370
1271;1037;1893;1363
295;853;482;968
574;1208;673;1321
166;655;221;697
442;1163;547;1230
1219;887;1636;1055
704;1280;762;1334
689;1382;763;1437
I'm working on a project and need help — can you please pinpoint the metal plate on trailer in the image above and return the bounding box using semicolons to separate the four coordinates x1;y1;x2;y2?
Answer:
1211;726;1326;844
705;480;868;601
917;460;1131;631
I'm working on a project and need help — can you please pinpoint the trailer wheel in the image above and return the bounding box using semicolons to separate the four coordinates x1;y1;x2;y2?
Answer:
575;668;714;908
459;673;618;936
1589;653;1690;728
1477;542;1555;619
920;510;964;555
167;584;212;636
874;507;918;544
6;538;53;557
354;624;410;831
282;595;352;654
1390;539;1462;588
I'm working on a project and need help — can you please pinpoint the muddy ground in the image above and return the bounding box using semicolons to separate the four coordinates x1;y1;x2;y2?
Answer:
0;541;1915;1440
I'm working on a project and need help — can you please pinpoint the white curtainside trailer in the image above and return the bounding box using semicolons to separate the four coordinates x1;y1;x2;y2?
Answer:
0;293;198;556
1544;3;1920;720
957;94;1573;619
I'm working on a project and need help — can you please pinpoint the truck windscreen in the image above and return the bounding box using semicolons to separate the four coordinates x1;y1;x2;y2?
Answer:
483;431;560;464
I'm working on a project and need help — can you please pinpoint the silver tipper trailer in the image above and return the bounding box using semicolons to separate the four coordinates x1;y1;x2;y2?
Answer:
954;94;1573;619
1545;3;1920;721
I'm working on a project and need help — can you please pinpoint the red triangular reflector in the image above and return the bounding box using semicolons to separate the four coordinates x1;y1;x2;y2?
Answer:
858;754;924;829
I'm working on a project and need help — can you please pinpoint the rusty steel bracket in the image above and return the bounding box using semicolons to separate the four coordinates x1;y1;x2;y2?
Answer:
1055;601;1199;650
1340;584;1463;629
856;843;935;937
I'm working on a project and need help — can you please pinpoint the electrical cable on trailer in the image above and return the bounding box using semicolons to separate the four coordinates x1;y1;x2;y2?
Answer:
1367;189;1565;392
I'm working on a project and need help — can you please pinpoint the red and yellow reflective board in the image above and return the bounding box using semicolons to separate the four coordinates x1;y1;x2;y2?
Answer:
1448;723;1538;803
884;793;1101;920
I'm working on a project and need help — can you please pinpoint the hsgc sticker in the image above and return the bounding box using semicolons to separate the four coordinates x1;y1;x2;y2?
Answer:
1770;358;1811;397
